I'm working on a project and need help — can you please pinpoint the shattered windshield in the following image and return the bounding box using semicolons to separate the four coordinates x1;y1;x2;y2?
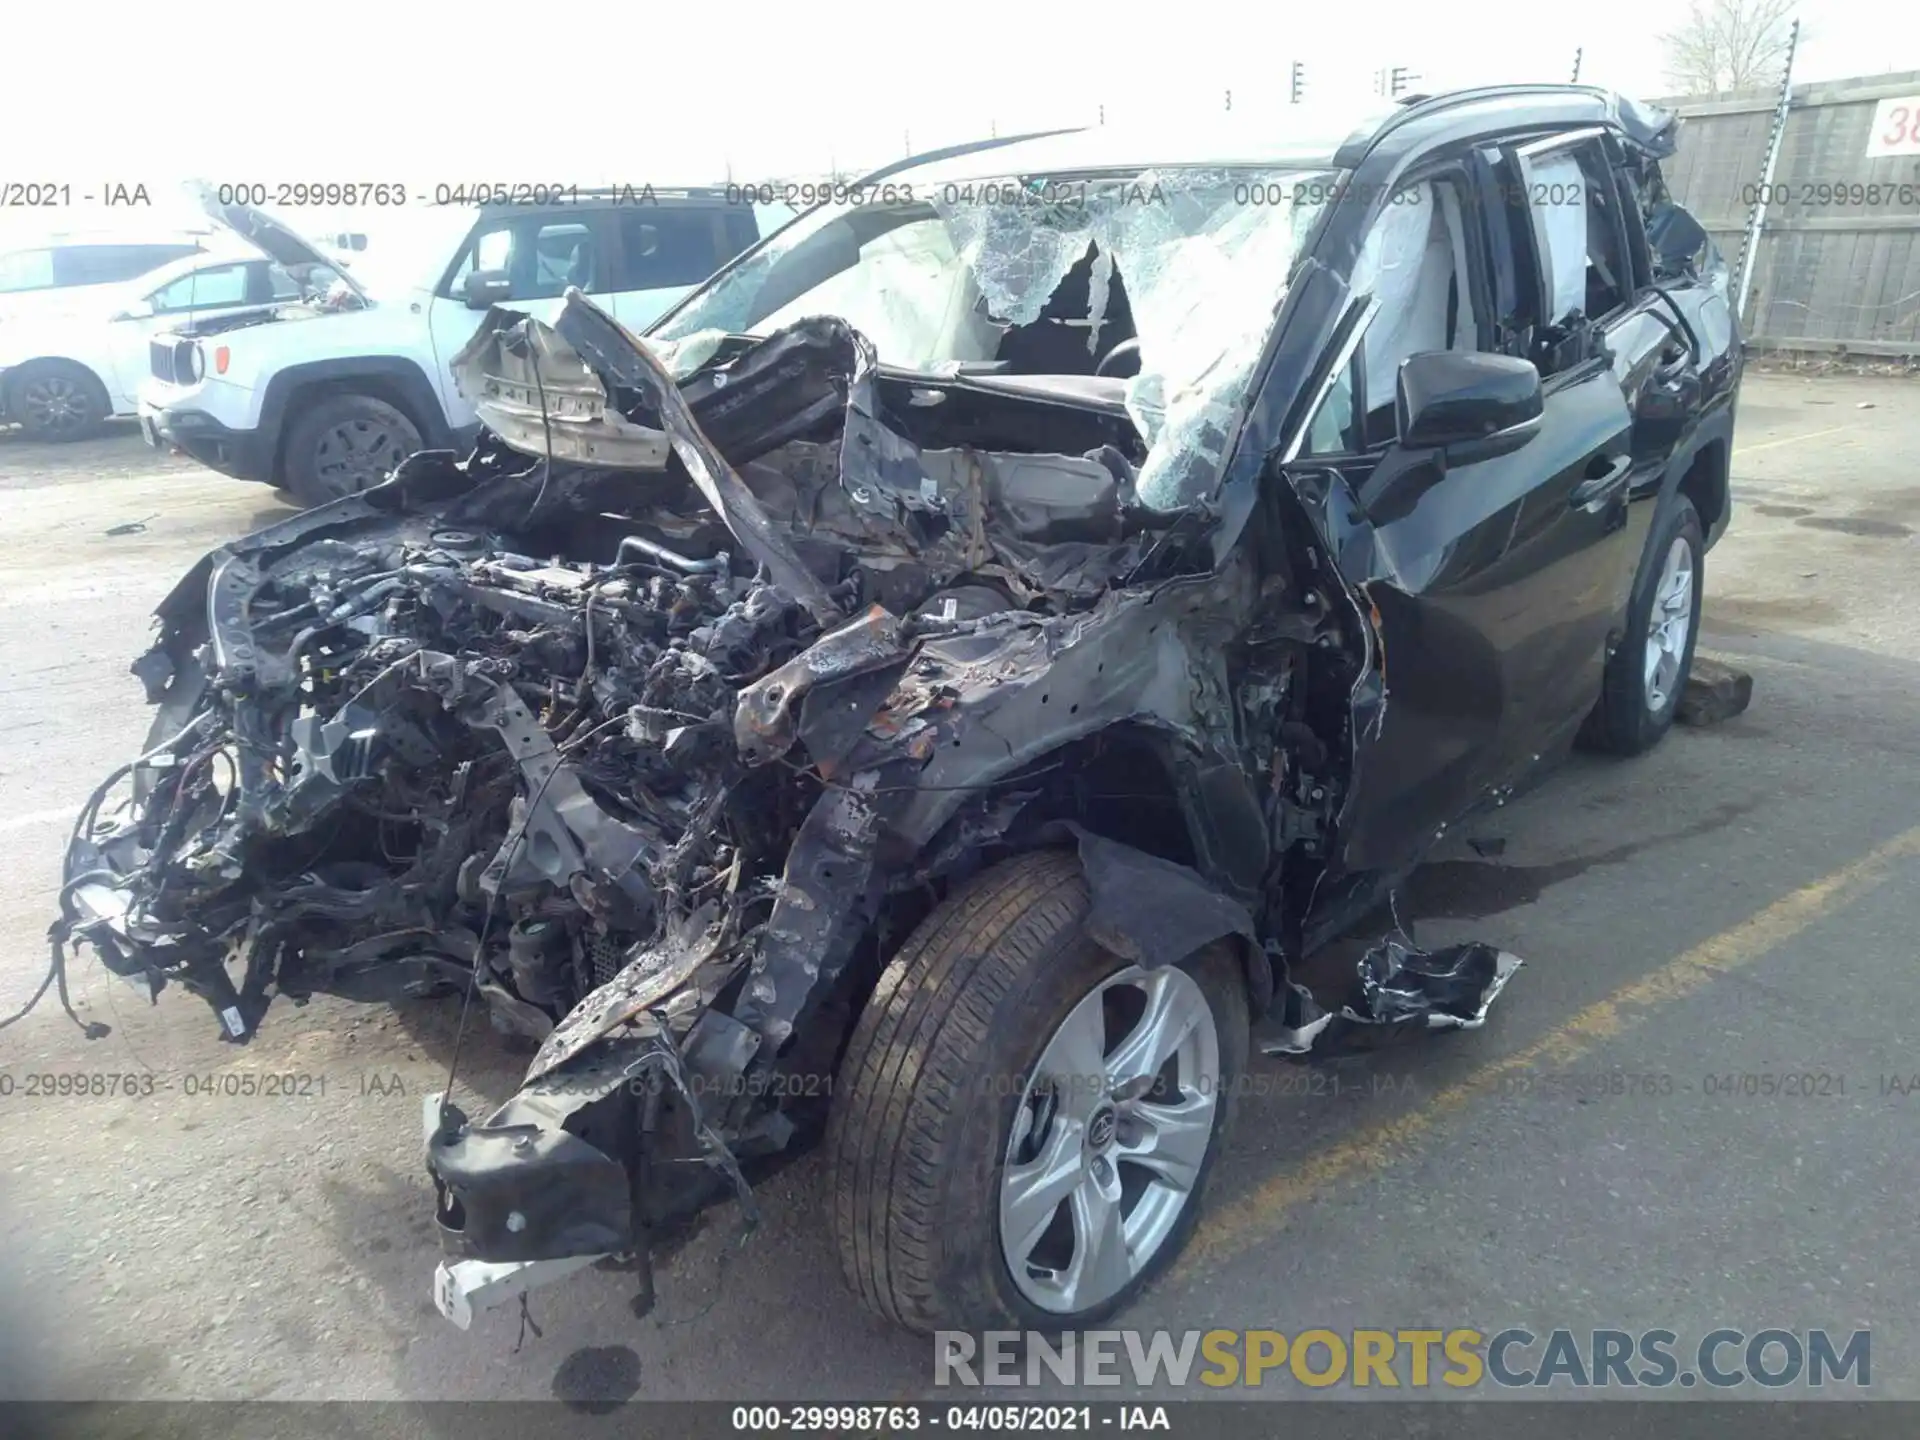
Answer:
655;168;1339;509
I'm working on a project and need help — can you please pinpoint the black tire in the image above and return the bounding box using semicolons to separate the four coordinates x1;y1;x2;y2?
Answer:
1584;495;1704;756
5;360;110;441
828;849;1249;1333
281;393;422;507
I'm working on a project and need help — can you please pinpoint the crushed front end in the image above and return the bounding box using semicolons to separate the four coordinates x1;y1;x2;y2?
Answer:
59;291;1242;1320
60;171;1525;1321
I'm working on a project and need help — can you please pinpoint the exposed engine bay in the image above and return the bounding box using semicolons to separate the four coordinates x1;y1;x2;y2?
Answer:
166;264;365;341
53;291;1518;1317
63;305;1193;1046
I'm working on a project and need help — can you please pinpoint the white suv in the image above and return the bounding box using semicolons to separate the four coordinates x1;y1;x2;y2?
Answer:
0;246;342;440
0;232;212;327
138;187;793;506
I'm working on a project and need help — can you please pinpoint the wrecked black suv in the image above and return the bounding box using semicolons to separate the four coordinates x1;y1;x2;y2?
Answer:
56;87;1738;1334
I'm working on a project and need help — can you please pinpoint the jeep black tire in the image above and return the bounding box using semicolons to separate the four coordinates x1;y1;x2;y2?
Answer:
828;849;1248;1333
5;360;110;441
281;393;422;507
1584;495;1705;755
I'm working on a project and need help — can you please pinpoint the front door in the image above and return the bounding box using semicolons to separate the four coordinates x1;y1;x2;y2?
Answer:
1284;158;1634;884
426;210;616;428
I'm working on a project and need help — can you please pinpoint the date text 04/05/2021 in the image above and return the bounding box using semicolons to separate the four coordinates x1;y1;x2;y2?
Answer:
729;1404;1171;1432
0;1071;400;1100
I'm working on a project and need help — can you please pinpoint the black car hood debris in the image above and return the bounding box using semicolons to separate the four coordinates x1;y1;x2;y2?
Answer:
54;289;1524;1277
1260;936;1524;1055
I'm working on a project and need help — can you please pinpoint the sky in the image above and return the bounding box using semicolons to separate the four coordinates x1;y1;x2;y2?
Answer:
1;0;1915;248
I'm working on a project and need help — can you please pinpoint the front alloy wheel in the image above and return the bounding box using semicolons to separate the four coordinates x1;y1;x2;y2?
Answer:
1000;964;1222;1314
829;850;1248;1333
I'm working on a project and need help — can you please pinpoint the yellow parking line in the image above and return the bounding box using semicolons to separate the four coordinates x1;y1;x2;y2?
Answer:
1189;823;1920;1267
1736;425;1849;456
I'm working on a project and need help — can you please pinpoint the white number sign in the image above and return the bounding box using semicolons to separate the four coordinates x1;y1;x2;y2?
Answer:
1866;97;1920;157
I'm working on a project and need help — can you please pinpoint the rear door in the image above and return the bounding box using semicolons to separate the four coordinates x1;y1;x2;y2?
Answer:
1478;128;1644;764
1285;147;1634;881
1590;139;1721;569
604;202;760;331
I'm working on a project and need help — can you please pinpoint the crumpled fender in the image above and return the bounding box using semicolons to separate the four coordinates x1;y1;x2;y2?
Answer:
1053;823;1274;1016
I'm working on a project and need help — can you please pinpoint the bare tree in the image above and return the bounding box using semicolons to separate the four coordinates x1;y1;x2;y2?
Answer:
1661;0;1795;95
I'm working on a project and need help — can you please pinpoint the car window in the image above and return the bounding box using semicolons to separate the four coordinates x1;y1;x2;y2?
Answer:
1516;137;1632;351
268;262;347;300
614;208;734;291
756;216;968;361
0;249;58;292
449;216;600;300
54;243;201;287
149;262;253;312
1302;177;1492;454
472;228;513;274
532;224;595;293
1302;359;1360;457
723;207;762;256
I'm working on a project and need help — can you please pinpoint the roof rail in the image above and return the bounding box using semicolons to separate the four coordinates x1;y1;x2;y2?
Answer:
1342;82;1614;161
1403;82;1609;119
852;127;1088;186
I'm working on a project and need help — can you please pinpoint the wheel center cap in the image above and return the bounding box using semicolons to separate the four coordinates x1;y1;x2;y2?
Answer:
1087;1105;1117;1151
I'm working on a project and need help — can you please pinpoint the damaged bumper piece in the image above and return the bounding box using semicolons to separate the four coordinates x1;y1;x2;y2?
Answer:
61;290;1523;1328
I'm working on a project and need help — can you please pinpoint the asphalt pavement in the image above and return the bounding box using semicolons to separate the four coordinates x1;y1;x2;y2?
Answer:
0;371;1915;1406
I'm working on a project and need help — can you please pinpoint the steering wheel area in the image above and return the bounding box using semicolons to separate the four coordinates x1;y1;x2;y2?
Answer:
1095;336;1142;378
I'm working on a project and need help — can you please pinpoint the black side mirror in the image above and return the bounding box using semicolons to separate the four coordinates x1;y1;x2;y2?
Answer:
1396;350;1543;462
1355;351;1543;525
462;269;512;310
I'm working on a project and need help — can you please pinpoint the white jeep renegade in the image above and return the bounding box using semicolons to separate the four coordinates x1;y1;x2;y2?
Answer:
139;185;792;507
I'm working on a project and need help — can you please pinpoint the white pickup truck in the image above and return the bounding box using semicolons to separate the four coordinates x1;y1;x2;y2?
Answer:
137;187;793;506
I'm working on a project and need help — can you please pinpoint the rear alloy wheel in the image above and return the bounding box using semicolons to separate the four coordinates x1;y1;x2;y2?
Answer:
1643;535;1696;715
1584;495;1704;755
282;394;423;507
828;850;1248;1333
6;361;109;441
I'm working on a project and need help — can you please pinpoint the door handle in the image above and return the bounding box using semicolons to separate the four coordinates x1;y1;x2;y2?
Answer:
1571;454;1632;508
